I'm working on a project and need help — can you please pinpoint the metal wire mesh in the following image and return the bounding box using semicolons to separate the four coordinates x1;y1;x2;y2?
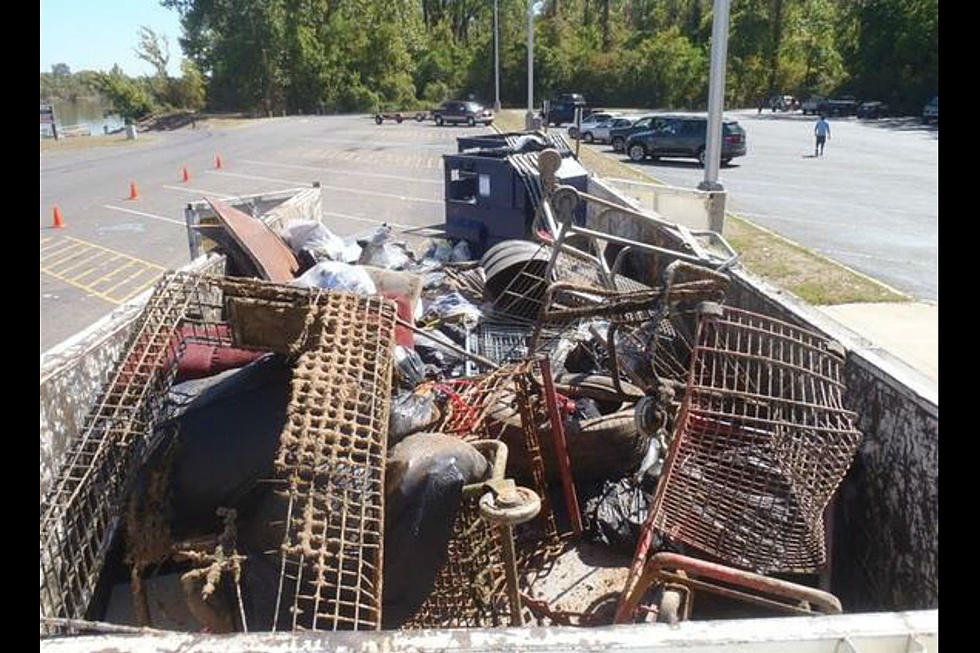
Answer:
649;306;862;573
401;492;512;629
40;272;397;634
40;272;219;632
272;292;396;631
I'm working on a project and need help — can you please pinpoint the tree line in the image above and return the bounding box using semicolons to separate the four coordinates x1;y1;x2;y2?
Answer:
42;0;937;120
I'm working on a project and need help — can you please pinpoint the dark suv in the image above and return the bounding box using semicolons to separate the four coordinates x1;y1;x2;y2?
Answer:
608;115;658;152
624;115;746;167
433;101;494;126
546;94;589;126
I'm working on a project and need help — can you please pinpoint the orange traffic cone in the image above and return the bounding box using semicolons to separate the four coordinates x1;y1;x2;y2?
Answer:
52;205;65;228
182;166;190;182
128;181;139;200
215;154;223;169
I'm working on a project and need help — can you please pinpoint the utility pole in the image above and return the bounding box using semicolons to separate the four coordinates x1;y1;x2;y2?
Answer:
494;0;501;112
699;0;732;194
525;0;535;129
698;0;731;233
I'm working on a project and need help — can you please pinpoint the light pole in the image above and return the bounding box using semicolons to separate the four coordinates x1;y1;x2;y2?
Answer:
699;0;732;194
494;0;501;111
525;0;535;129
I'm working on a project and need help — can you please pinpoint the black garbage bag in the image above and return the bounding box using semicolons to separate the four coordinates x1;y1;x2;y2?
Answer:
394;345;426;390
573;396;603;420
389;391;441;445
583;476;659;554
152;354;292;537
382;433;489;628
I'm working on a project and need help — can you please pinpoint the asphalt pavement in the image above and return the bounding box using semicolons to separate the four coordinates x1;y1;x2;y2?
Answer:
40;115;490;350
583;109;939;301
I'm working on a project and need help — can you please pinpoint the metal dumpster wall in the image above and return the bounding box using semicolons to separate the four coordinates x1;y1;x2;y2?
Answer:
39;610;938;652
584;176;938;612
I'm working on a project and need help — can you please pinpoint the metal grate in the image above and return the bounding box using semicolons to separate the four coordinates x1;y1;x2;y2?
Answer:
40;272;397;634
648;306;862;573
402;492;511;628
272;292;396;631
40;272;219;631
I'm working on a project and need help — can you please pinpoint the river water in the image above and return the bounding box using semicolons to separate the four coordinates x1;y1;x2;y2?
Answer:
41;99;125;138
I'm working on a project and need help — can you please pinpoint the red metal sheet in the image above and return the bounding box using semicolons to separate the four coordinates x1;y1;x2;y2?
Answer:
205;197;298;282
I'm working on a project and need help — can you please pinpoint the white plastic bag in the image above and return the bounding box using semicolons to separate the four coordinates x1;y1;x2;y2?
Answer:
280;221;361;263
292;261;377;295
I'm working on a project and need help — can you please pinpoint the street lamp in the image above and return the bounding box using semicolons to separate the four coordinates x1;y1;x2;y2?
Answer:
525;0;535;129
698;0;732;233
494;0;501;112
699;0;731;192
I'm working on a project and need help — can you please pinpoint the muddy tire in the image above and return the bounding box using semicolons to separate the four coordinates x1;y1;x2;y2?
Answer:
375;115;383;125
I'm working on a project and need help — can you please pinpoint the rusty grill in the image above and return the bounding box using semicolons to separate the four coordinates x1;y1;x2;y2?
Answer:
271;292;396;631
40;272;397;633
649;306;862;573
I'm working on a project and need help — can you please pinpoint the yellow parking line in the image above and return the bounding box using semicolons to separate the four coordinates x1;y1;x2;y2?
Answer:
39;235;166;305
41;240;87;263
41;265;121;305
87;259;138;287
114;271;164;303
54;252;119;278
99;264;155;296
43;246;97;271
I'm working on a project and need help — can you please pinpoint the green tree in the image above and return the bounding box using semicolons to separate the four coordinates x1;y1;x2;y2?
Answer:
89;65;156;120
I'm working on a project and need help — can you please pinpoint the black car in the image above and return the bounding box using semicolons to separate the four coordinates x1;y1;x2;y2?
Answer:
546;94;589;126
433;101;494;126
608;115;658;152
624;115;746;167
825;97;858;117
857;101;889;119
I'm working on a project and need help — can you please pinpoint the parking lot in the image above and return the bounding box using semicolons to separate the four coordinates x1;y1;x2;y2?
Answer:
40;116;490;350
579;109;939;301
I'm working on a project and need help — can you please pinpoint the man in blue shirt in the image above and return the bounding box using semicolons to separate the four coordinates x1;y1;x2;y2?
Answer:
814;116;831;157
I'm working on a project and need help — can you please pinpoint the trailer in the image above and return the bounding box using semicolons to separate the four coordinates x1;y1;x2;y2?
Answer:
374;111;429;125
39;137;937;649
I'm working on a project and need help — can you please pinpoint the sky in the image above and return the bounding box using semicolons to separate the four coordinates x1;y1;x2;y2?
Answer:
40;0;184;77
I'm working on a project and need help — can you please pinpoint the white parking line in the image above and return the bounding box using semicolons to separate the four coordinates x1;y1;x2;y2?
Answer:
204;170;442;205
162;185;234;199
240;159;442;185
104;204;184;226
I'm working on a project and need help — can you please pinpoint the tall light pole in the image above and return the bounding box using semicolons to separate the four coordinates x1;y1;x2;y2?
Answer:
494;0;501;111
525;0;535;129
699;0;732;194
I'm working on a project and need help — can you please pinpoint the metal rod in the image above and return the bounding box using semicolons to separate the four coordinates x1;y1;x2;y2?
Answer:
500;525;525;626
525;0;534;129
538;358;583;535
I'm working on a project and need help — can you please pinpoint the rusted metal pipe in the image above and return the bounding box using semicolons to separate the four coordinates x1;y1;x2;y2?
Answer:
615;552;843;623
538;358;583;536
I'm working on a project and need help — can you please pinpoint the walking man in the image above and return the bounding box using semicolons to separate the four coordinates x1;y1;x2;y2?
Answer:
814;115;830;157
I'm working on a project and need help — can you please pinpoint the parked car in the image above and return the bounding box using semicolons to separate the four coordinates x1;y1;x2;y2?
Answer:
624;114;747;167
569;112;620;141
546;94;589;126
432;101;494;126
608;114;659;152
857;101;890;119
801;96;827;115
768;95;797;111
825;97;859;116
922;96;938;124
591;117;636;144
